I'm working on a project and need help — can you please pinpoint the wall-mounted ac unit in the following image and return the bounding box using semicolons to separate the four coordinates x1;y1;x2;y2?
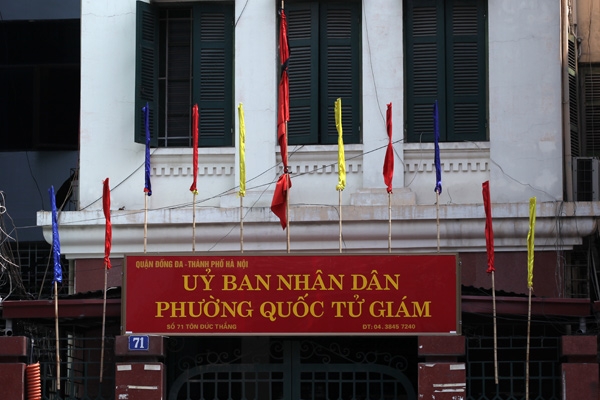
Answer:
573;157;600;201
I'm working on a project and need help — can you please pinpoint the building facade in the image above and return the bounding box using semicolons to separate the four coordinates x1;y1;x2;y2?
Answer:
1;0;600;399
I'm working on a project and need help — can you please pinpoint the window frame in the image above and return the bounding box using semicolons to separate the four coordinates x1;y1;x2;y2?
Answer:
286;0;361;146
404;0;487;143
134;1;234;148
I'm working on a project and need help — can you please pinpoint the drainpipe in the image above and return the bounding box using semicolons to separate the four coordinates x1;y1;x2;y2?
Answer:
4;319;13;336
577;316;587;334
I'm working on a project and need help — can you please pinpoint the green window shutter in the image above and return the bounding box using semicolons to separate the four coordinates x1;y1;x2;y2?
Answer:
135;1;159;146
320;1;360;145
445;0;486;141
192;4;234;147
405;0;446;143
583;67;600;157
568;35;580;157
287;2;319;145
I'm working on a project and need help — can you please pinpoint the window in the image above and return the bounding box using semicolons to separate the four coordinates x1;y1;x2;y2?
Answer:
286;1;361;145
135;2;234;147
0;19;79;151
404;0;487;143
581;66;600;157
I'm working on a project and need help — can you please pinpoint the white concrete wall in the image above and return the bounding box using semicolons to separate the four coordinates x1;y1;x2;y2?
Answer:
78;0;564;211
488;0;563;203
80;0;142;210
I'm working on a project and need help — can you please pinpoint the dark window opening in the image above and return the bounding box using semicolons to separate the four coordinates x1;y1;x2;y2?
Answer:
0;19;80;151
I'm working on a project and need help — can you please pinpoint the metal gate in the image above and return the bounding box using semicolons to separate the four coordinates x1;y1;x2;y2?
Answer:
167;338;417;400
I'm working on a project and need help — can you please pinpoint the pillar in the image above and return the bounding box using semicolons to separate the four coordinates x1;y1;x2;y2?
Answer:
114;335;166;400
561;335;598;400
0;336;30;400
418;335;466;400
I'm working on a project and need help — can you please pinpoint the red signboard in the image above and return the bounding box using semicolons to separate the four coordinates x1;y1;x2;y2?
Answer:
123;254;460;335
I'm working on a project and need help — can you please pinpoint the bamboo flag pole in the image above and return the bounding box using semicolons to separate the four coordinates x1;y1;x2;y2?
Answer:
240;196;244;253
525;197;537;400
192;194;197;252
383;103;393;254
482;180;498;384
271;3;291;251
436;193;440;252
282;3;290;254
339;191;343;253
238;103;246;253
143;195;148;253
143;103;152;253
100;266;108;382
526;285;532;400
54;281;60;391
286;123;291;255
49;186;62;391
190;104;199;252
100;178;112;383
388;194;392;253
335;98;346;254
491;271;498;384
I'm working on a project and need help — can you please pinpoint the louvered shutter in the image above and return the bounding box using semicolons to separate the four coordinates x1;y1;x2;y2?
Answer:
405;0;486;142
193;4;234;147
568;35;580;157
583;67;600;156
445;0;486;141
405;0;446;142
135;1;159;146
320;2;360;144
287;2;319;145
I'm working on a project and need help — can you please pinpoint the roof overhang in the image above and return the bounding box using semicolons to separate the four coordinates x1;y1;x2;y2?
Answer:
462;295;593;317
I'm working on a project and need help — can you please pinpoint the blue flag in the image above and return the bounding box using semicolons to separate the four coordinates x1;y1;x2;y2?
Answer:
143;103;152;196
49;186;62;284
433;101;442;194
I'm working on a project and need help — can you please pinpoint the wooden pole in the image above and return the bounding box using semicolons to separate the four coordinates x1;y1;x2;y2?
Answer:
388;193;392;253
526;286;532;400
143;194;148;253
436;191;440;252
286;185;290;253
192;192;197;252
54;281;60;391
339;191;343;253
240;197;244;253
99;265;108;382
492;271;498;385
285;119;290;254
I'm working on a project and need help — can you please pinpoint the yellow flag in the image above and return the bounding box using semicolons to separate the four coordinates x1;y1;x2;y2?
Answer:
238;103;246;197
335;98;346;191
527;197;536;289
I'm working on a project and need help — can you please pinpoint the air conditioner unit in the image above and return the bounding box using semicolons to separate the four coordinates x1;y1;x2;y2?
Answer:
573;157;600;201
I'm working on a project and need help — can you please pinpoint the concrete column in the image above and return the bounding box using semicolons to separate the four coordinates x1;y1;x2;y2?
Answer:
418;335;466;400
114;335;166;400
0;336;30;400
561;335;598;400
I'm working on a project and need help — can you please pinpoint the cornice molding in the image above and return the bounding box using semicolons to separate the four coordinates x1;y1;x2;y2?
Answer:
38;201;598;259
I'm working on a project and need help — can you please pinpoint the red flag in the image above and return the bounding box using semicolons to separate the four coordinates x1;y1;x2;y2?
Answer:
383;103;394;193
277;9;290;169
482;181;494;273
272;9;291;229
190;104;199;194
271;174;292;229
103;178;112;269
